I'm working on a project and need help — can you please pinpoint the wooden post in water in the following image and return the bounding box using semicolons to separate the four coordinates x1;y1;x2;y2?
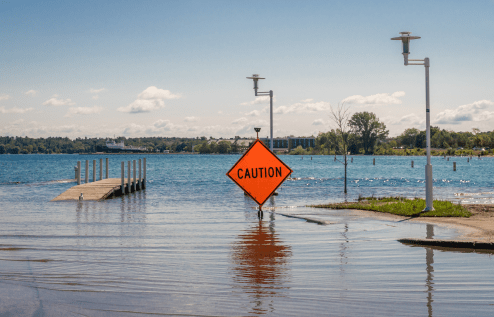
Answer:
99;159;103;180
373;158;375;165
127;161;131;193
143;158;146;189
412;160;414;168
133;160;137;192
447;157;449;161
351;157;353;163
105;158;109;179
467;157;469;163
453;162;456;171
138;159;142;190
121;162;125;194
85;160;89;183
93;160;96;182
77;161;81;185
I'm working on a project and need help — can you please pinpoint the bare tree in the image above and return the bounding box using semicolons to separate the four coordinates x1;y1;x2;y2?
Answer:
329;102;352;194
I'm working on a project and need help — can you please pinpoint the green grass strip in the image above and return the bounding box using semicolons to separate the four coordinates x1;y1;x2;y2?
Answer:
310;197;471;218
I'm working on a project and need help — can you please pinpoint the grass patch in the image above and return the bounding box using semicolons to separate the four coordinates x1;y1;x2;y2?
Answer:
311;197;471;218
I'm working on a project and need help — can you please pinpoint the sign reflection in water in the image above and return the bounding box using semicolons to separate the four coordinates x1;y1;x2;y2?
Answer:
230;213;292;315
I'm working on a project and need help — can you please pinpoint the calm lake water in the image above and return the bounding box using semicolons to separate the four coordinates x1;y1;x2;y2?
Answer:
1;154;494;316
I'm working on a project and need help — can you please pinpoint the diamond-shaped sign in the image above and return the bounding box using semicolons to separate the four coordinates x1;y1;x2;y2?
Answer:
227;139;293;206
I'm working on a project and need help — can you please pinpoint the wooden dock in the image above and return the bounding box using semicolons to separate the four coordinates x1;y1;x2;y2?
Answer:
51;178;140;201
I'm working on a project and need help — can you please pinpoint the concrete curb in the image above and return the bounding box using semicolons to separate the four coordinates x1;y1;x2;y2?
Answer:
398;238;494;250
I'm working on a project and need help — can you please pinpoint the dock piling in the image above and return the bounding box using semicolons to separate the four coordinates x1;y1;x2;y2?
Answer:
106;158;109;179
93;160;96;182
133;160;137;192
373;158;375;165
85;160;89;183
138;159;142;190
411;160;414;168
77;161;81;185
127;161;131;193
143;158;146;189
99;159;103;180
351;157;353;163
453;162;456;171
121;162;125;194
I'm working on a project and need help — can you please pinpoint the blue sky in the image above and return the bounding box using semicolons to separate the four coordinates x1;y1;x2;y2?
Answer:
1;0;493;139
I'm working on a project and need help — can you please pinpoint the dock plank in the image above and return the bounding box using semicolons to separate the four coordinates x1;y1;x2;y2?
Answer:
51;178;134;201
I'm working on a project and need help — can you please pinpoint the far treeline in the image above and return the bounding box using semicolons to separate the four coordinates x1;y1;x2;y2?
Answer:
1;111;494;155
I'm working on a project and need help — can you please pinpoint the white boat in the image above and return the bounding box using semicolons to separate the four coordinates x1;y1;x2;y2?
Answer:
105;139;125;150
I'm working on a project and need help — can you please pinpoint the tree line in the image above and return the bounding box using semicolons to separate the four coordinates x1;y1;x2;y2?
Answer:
1;111;494;155
0;136;214;154
296;111;494;156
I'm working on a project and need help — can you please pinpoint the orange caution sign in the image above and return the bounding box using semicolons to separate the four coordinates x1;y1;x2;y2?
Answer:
227;139;293;207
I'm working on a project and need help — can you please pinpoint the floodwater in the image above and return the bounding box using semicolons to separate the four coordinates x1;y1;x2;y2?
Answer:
1;154;494;316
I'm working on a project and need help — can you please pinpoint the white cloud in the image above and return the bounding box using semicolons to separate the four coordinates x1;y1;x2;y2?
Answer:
241;96;273;106
122;119;186;136
0;106;34;114
245;110;261;117
89;88;106;94
434;100;494;124
149;119;176;132
234;119;269;136
232;117;248;124
65;106;103;117
184;116;199;122
42;95;75;107
274;100;330;114
0;94;11;101
123;123;144;135
118;86;180;113
312;119;325;126
118;99;165;113
342;91;405;105
25;90;38;96
89;88;105;100
389;113;424;125
301;98;313;103
138;86;180;100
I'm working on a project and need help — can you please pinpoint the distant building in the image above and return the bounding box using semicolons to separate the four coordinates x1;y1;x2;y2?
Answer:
260;136;315;152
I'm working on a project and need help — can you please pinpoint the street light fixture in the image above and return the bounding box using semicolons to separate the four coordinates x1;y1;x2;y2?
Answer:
391;31;434;211
246;74;274;152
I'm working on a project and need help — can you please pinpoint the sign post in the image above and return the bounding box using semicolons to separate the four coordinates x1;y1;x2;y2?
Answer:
226;129;293;218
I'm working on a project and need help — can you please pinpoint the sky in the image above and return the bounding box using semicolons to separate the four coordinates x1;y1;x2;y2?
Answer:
1;0;494;140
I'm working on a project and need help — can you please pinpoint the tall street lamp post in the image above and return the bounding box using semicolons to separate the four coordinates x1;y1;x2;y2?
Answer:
246;74;274;152
391;31;434;211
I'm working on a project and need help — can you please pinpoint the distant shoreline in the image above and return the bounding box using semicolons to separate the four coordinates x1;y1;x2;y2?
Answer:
1;152;493;156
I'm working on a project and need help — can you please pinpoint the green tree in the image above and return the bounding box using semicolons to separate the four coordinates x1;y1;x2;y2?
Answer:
197;141;210;154
398;128;420;148
290;145;307;155
217;141;231;154
349;111;388;154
